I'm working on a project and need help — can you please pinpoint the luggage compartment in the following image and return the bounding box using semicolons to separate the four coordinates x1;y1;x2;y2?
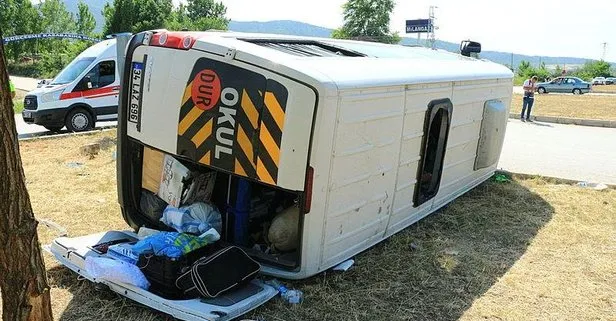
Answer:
135;143;305;270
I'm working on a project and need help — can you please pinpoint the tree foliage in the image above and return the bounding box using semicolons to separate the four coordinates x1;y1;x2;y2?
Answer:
40;0;76;33
103;0;228;34
103;0;173;34
517;60;550;81
1;0;43;60
2;0;229;78
332;0;400;44
76;1;96;36
571;60;612;80
166;0;228;31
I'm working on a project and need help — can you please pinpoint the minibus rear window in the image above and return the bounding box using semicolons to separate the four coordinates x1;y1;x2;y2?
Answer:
242;39;366;57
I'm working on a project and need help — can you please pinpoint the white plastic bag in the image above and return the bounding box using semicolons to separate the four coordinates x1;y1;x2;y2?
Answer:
160;202;222;235
85;256;150;289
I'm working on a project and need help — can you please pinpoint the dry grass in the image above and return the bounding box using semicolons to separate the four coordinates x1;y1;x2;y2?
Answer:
2;131;615;321
511;93;616;120
592;84;616;94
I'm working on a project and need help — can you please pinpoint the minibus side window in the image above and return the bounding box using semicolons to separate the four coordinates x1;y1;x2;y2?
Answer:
75;60;116;91
414;99;453;207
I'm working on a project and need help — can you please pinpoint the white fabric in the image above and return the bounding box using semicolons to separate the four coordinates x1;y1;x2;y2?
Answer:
85;256;150;289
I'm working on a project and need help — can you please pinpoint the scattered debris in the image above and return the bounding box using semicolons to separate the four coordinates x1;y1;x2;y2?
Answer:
266;279;304;304
36;218;68;237
409;243;419;251
577;182;608;190
493;173;511;183
96;136;117;150
66;161;84;169
333;259;355;272
80;143;101;159
112;150;117;161
444;249;459;256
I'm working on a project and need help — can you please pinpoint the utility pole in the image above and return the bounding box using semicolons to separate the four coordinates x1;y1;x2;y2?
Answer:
428;6;438;49
601;42;607;61
511;53;514;70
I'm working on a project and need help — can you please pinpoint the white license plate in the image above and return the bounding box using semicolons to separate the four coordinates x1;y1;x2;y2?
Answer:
128;62;143;125
23;111;32;118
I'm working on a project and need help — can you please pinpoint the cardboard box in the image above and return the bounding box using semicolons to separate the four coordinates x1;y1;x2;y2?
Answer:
142;147;165;194
158;154;191;207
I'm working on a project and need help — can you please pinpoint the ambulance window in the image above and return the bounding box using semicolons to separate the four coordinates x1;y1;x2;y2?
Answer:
75;60;116;91
414;99;453;207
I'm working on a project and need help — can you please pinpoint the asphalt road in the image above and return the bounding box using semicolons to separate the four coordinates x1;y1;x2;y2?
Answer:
15;114;117;140
498;119;616;185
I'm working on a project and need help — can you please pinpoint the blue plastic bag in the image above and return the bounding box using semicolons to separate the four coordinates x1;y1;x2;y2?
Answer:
132;230;220;259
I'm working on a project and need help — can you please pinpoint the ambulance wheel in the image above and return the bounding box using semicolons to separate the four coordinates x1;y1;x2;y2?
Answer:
66;108;94;132
44;126;63;132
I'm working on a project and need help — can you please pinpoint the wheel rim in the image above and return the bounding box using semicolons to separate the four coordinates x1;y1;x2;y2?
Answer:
71;113;88;130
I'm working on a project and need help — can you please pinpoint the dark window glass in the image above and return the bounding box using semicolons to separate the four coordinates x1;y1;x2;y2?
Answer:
414;99;453;207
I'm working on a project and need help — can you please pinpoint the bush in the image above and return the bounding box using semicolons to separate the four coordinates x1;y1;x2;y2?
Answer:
8;41;91;79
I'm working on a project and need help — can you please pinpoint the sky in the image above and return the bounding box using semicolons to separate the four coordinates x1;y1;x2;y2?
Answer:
214;0;616;62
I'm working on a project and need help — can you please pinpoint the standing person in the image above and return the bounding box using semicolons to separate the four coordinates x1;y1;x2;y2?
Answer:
521;76;538;122
8;78;16;99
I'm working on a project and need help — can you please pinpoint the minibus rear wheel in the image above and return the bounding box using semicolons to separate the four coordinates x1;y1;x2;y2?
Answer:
66;108;94;132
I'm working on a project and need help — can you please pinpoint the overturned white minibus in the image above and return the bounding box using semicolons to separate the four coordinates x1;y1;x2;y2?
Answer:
51;30;513;320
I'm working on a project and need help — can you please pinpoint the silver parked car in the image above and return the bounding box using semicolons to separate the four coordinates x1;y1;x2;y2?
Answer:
536;77;591;94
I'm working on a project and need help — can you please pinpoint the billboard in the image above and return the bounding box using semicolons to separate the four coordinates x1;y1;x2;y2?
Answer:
406;19;433;33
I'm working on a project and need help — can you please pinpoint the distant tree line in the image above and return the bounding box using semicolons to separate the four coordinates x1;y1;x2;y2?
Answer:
1;0;228;78
517;60;613;82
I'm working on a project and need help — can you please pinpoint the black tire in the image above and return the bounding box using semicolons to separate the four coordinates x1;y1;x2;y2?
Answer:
537;87;546;94
573;88;582;95
65;108;94;132
44;126;63;132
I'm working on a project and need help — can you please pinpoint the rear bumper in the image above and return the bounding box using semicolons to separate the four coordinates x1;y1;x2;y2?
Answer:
22;108;67;127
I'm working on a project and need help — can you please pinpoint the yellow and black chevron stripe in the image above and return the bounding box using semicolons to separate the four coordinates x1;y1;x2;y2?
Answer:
176;58;289;186
256;80;288;185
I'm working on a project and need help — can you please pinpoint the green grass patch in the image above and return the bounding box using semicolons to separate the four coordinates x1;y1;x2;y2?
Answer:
13;100;24;113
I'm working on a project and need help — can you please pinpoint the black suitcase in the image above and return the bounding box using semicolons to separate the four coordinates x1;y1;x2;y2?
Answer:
175;246;260;298
136;245;213;299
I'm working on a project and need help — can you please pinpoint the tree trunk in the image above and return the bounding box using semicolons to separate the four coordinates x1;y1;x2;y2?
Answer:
0;31;54;321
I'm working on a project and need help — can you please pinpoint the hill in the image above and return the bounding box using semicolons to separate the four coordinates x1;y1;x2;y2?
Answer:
228;20;595;67
63;4;597;68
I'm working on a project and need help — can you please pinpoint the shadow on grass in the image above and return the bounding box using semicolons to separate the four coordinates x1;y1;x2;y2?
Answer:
47;266;172;321
47;178;553;321
251;179;554;321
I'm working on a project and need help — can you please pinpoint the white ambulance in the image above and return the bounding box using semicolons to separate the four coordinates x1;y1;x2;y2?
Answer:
22;39;119;132
50;31;513;320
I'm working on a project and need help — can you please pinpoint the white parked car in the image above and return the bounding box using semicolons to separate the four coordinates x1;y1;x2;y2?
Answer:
592;77;606;85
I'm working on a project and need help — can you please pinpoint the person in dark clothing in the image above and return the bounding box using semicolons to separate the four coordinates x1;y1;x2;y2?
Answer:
521;76;538;122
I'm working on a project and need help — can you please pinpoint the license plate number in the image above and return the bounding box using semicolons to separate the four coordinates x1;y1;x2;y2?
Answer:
23;111;32;118
128;62;143;125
